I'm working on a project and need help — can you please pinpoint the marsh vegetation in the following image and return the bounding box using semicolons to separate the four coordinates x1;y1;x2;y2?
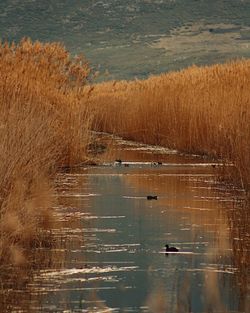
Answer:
0;38;249;312
0;39;93;265
89;60;250;191
1;136;249;312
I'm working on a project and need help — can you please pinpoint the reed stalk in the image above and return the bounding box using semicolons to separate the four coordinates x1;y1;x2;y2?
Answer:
89;60;250;191
0;38;93;265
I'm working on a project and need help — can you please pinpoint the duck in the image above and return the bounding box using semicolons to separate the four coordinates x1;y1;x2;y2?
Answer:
147;195;157;200
165;244;179;252
151;161;162;166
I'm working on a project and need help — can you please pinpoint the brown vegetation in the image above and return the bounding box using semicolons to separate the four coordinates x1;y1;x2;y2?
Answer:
89;60;250;191
1;38;249;267
0;38;93;265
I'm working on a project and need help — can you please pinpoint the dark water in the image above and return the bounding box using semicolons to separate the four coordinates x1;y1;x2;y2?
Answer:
1;136;248;312
1;0;250;80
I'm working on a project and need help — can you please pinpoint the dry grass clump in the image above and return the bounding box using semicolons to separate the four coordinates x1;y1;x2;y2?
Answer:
0;38;93;265
89;60;250;191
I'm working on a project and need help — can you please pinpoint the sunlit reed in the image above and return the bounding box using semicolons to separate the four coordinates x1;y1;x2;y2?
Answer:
0;38;93;265
89;60;250;191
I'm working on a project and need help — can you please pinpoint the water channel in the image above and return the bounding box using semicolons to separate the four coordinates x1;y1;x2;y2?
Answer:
1;135;249;312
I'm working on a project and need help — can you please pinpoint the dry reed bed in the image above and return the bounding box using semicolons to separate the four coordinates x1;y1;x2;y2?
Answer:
0;39;93;265
89;60;250;191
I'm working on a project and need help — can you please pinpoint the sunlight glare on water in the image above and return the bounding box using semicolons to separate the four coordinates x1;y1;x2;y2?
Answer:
0;135;248;312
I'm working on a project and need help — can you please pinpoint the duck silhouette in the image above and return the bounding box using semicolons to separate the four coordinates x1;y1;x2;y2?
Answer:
151;161;162;166
147;195;157;200
165;244;179;252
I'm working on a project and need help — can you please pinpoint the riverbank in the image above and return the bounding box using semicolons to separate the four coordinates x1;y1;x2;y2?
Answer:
1;39;249;266
1;135;248;312
88;60;250;192
0;39;93;265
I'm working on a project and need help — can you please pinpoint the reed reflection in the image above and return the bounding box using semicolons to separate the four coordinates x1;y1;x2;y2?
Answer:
0;172;90;313
117;149;248;311
1;137;248;312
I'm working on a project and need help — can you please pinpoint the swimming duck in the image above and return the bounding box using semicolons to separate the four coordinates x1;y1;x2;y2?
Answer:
165;244;179;252
151;161;162;166
147;195;157;200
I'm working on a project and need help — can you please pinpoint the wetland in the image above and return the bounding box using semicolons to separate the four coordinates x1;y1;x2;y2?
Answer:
1;136;249;312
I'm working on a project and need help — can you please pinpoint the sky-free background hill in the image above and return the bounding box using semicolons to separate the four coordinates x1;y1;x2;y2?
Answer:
1;0;250;80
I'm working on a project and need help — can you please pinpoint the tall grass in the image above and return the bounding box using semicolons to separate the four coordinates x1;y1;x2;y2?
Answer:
89;60;250;191
0;38;93;265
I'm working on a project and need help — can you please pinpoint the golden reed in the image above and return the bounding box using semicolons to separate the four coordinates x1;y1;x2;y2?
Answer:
89;60;250;192
0;38;93;265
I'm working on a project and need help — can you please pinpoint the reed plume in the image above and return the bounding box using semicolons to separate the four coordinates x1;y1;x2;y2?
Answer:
0;38;93;264
89;60;250;191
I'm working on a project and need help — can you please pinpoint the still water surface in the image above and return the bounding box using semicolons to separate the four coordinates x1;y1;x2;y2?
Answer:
1;136;249;312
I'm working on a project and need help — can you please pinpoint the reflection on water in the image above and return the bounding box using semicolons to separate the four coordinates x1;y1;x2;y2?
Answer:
0;136;249;312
